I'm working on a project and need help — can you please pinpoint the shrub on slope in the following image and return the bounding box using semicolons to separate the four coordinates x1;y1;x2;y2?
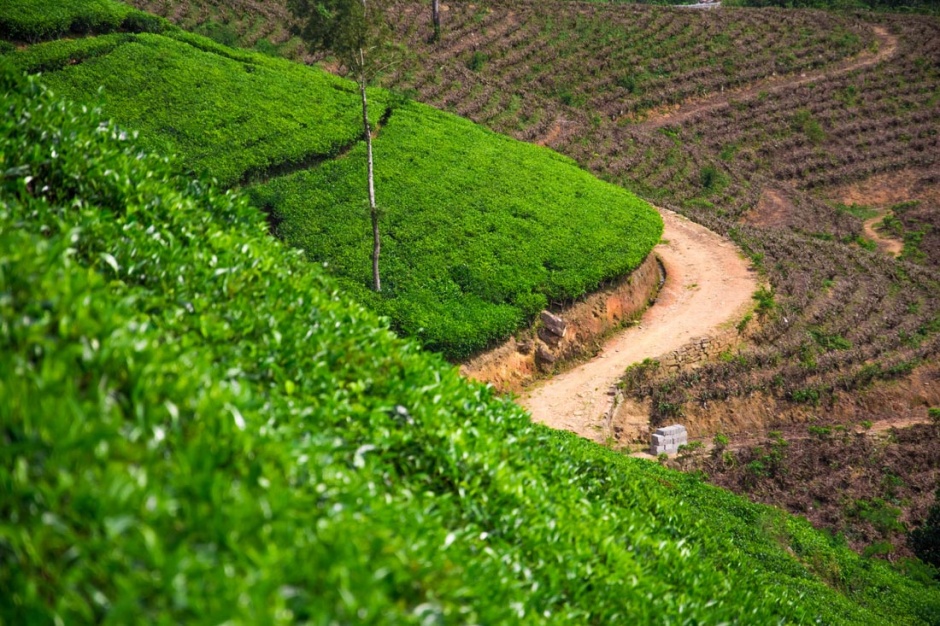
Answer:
0;0;163;42
2;66;939;624
250;102;662;359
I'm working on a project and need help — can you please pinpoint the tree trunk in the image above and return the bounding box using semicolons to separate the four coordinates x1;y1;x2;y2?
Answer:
432;0;441;42
359;52;381;292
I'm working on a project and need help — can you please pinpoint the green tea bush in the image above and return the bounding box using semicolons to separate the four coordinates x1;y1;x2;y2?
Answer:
251;102;662;359
20;32;374;186
0;0;160;42
2;63;939;626
929;407;940;425
9;34;133;74
910;489;940;570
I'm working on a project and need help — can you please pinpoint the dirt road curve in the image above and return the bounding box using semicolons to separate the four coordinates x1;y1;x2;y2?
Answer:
641;25;898;129
520;209;757;440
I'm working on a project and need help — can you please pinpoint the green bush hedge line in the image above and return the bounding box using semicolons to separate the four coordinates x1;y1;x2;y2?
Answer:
17;32;375;187
0;0;165;42
7;33;134;74
251;102;663;359
3;65;939;624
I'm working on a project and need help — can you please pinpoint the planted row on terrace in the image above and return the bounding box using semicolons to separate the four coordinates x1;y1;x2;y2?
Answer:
0;0;163;42
385;0;872;123
14;31;376;187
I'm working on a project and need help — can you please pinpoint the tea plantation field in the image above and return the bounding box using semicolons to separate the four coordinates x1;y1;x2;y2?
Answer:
4;0;661;360
250;104;659;358
3;63;940;624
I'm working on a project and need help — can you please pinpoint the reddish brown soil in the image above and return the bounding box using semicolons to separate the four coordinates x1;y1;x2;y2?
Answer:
823;167;940;209
863;213;904;257
460;253;662;393
822;166;940;262
520;208;757;443
743;187;797;229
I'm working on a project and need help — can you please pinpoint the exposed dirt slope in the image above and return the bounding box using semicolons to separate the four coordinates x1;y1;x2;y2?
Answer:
863;212;904;257
520;209;756;442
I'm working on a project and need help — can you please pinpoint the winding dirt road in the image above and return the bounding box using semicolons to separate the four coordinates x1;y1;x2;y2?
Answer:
519;23;902;441
520;209;756;441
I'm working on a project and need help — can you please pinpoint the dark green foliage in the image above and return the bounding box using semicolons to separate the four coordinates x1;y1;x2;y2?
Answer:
3;58;940;626
810;328;853;350
847;498;907;535
251;102;662;359
288;0;394;75
699;164;728;192
911;490;940;570
467;50;488;72
863;540;895;558
753;285;777;318
792;109;826;144
929;407;940;425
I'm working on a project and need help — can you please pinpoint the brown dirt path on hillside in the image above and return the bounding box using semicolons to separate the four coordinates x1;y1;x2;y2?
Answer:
640;24;898;129
863;213;904;257
519;209;757;442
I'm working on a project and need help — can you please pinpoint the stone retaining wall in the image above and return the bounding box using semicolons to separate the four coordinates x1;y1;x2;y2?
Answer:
605;328;747;444
659;328;741;371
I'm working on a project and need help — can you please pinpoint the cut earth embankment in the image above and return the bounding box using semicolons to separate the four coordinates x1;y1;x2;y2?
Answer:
521;209;758;443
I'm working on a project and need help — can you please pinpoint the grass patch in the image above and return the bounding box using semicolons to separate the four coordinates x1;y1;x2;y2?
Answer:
836;202;880;221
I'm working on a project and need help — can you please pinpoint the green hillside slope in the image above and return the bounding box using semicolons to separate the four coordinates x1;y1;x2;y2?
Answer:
3;64;940;625
4;0;661;360
13;32;374;186
250;104;659;358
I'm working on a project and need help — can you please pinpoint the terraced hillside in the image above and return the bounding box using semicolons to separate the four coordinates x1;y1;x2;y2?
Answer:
3;0;662;361
115;0;940;564
384;1;872;140
586;10;940;425
123;0;940;423
4;53;940;626
375;0;940;429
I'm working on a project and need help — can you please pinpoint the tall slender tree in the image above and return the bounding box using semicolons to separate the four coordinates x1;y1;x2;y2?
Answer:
431;0;441;42
288;0;392;292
